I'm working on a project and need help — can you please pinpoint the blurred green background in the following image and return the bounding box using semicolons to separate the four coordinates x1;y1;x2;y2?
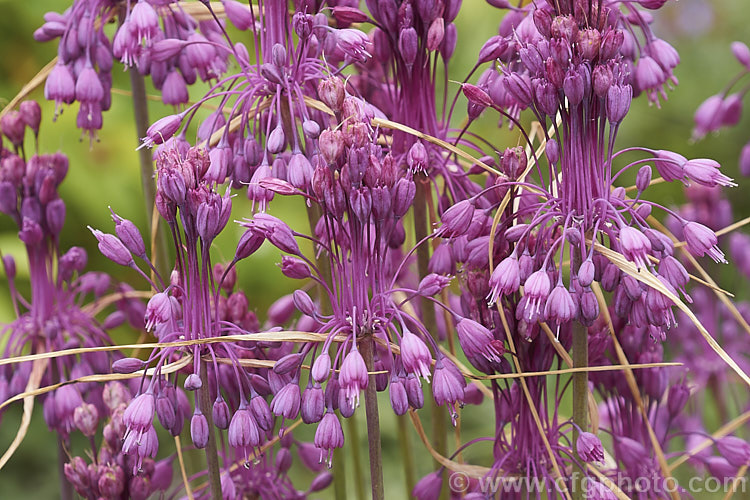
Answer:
1;0;749;498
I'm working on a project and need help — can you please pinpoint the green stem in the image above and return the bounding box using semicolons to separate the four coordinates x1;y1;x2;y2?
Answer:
346;414;366;500
199;361;223;499
128;68;169;277
572;321;589;500
397;413;416;496
413;178;448;475
361;336;384;500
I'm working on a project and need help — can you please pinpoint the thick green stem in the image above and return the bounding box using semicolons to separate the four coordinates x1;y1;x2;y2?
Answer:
360;336;384;500
572;321;589;500
199;361;223;499
396;413;417;496
128;68;169;276
346;414;366;500
413;179;448;472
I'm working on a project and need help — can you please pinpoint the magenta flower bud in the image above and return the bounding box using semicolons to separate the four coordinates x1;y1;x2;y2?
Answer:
150;38;186;62
705;456;737;480
504;73;533;107
592;65;613;97
156;394;176;431
111;211;146;257
333;5;369;23
577;432;605;462
191;410;209;449
683;221;725;263
719;93;743;127
280;255;312;280
462;83;494;109
291;290;316;318
142;114;182;148
396;27;417;68
606;83;632;123
210;397;230;430
731;41;750;70
222;0;254;30
205;145;231;184
97;464;125;498
666;383;689;417
184;373;202;391
267;293;295;325
196;198;222;242
417;273;452;296
74;403;99;437
103;381;132;412
89;228;134;266
19;100;41;135
301;385;325;424
0;182;17;215
578;259;595;287
273;353;304;375
533;80;558;117
563;69;585;106
717;436;750;467
340;349;368;407
317;77;345;112
544;285;577;324
19;218;43;245
123;393;155;430
234;229;265;261
113;357;145;374
288;153;313;189
426;17;445;51
2;254;16;279
319;129;345;164
389;378;409;415
403;374;423;410
310;471;334;492
579;289;599;325
636;165;652;192
315;411;345;467
438;199;475;237
653;149;687;182
271;382;302;419
311;353;332;383
478;35;508;64
249;394;273;431
392;177;416;217
0;111;25;147
413;471;443;500
45;198;65;235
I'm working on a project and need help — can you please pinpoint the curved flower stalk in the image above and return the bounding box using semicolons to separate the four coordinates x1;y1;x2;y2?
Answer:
36;0;231;139
692;40;750;176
